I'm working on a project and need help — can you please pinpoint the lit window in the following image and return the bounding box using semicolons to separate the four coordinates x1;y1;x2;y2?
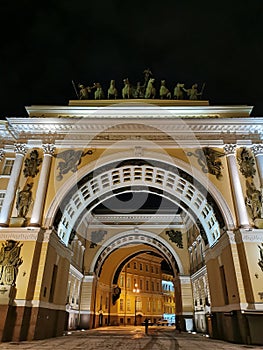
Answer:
1;158;14;175
120;299;124;311
127;299;131;311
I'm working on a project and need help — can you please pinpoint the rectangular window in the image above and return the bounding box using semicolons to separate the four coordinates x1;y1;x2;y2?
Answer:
127;277;131;289
146;280;149;291
151;281;154;291
120;275;124;287
2;158;14;175
133;262;137;269
120;298;124;311
139;279;143;290
0;192;5;213
139;263;143;270
146;265;149;272
49;264;58;303
147;300;151;312
127;299;131;311
220;265;229;305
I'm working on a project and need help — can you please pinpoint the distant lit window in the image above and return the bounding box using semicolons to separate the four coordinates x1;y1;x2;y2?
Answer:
120;299;124;311
2;158;14;175
139;279;143;290
120;275;124;287
127;277;131;288
127;299;131;311
0;192;5;213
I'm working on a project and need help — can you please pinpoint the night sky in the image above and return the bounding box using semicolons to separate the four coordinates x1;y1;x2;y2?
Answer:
1;0;263;119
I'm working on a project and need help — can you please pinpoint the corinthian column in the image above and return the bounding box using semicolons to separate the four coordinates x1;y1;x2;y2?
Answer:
30;144;55;227
0;144;27;226
251;144;263;187
224;144;250;228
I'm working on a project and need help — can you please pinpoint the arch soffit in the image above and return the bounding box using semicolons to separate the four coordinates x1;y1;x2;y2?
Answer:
89;229;184;276
45;150;235;230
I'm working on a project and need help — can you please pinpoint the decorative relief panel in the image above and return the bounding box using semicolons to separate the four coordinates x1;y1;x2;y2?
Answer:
23;150;42;178
187;147;224;180
0;240;23;286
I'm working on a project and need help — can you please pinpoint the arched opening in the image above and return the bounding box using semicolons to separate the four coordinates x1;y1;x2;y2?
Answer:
48;156;234;333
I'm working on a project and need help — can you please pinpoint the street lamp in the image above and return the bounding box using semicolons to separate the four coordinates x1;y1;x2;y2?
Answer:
133;283;140;326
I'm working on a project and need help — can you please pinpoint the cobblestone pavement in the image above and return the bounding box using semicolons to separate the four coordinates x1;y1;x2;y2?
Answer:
0;326;262;350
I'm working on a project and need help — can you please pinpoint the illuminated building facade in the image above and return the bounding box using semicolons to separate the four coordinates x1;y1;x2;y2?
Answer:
0;99;262;345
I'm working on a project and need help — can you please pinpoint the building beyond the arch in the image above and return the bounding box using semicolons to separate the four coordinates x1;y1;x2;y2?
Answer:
0;99;262;345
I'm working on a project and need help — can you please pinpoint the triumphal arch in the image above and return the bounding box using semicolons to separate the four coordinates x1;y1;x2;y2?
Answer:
0;98;262;345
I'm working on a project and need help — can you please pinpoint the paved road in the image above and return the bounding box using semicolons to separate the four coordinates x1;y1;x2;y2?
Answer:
0;326;262;349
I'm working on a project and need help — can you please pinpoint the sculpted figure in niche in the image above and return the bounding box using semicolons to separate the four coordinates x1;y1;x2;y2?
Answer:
0;240;23;285
16;182;33;218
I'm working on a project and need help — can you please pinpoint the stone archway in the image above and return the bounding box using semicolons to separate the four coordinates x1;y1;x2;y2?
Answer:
53;161;228;247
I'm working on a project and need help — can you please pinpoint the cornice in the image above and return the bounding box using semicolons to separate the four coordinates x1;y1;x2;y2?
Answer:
3;116;262;146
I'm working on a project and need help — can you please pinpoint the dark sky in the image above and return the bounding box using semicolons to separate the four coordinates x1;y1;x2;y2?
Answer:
1;0;263;119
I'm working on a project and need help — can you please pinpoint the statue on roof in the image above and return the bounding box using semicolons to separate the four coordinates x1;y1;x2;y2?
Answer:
108;80;118;99
185;83;205;100
145;78;156;99
78;83;92;100
93;82;104;100
159;80;171;99
174;83;185;100
122;78;133;99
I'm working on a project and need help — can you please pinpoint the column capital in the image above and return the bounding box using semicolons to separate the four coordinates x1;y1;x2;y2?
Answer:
0;149;5;161
42;143;56;156
251;144;263;156
14;143;27;156
224;144;236;155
